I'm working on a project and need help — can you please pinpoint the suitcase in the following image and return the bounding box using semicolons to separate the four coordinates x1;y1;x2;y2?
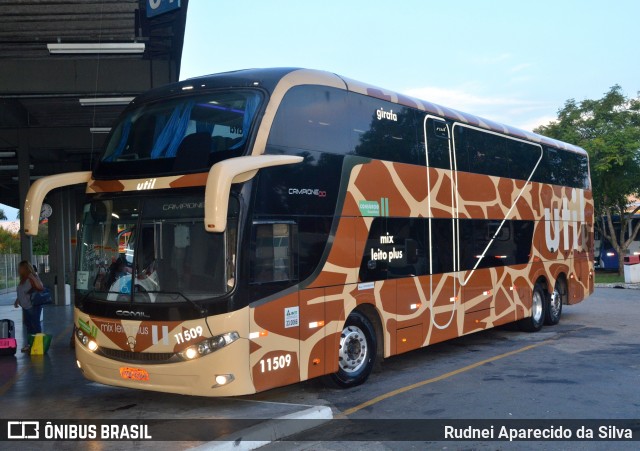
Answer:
0;319;14;339
0;319;16;356
0;338;17;356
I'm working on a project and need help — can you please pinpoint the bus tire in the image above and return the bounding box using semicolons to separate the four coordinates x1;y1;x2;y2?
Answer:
518;283;546;332
325;310;377;388
545;279;564;325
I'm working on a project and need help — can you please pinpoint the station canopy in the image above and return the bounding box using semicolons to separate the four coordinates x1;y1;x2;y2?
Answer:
0;0;189;208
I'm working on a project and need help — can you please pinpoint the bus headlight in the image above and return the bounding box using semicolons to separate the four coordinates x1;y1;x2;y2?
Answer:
180;332;239;361
76;328;99;352
87;340;98;352
184;347;198;360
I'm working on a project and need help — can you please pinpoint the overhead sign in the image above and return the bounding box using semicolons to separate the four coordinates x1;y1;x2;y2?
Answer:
147;0;181;18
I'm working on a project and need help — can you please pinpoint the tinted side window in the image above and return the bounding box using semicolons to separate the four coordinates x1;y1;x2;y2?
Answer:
532;147;589;189
267;85;350;154
251;223;298;283
557;148;589;189
453;126;509;178
350;93;423;165
458;219;533;270
297;216;333;281
359;218;428;282
430;218;455;274
507;140;541;181
359;217;533;280
454;125;542;181
424;117;451;170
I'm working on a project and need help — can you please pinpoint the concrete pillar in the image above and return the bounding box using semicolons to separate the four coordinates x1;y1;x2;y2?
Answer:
17;128;32;263
49;191;67;306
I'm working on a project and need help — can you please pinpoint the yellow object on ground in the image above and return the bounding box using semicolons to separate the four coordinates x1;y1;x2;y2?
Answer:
29;333;52;355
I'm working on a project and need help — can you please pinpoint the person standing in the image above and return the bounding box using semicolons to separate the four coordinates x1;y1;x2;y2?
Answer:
13;260;44;353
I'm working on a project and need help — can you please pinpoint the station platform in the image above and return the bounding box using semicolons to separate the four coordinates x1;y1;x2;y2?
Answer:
0;292;332;449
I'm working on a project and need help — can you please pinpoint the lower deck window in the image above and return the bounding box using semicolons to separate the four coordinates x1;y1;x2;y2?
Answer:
251;223;297;283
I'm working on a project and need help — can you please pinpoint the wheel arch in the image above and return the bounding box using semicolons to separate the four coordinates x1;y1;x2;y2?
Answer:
553;272;569;305
349;303;384;367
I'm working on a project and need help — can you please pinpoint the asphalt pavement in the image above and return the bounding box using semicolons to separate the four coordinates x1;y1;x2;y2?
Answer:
1;288;638;450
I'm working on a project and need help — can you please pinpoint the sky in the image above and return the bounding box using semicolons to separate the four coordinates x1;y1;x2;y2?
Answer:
180;0;640;132
2;0;638;221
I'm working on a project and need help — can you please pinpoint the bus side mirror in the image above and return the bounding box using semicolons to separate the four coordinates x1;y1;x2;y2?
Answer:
24;171;92;236
204;155;303;233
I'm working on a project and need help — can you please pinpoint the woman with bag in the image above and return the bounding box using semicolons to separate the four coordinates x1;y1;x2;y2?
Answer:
13;260;45;353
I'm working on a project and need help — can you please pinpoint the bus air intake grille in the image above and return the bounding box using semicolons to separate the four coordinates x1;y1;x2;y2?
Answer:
98;347;178;364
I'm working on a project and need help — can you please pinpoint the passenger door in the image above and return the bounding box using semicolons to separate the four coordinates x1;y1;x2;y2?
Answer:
423;116;460;330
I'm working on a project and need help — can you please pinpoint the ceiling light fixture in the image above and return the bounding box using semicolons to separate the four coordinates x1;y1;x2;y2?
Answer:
47;43;145;54
89;127;112;134
79;97;134;107
0;165;34;171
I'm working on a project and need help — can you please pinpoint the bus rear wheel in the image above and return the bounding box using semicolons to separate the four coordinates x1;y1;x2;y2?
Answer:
325;310;377;388
545;279;564;325
518;283;546;332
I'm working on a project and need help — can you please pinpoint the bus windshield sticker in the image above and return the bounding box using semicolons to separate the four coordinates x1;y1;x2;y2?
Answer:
76;270;89;290
284;307;299;328
359;200;380;217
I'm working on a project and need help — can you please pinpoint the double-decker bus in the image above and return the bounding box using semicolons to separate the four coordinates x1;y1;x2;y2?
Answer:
24;68;593;396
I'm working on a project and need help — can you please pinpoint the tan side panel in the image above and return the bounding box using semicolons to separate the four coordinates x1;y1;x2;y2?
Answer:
250;292;300;391
307;217;356;289
396;324;422;354
299;288;326;380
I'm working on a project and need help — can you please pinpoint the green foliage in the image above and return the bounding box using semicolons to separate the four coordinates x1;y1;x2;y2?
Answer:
0;223;48;255
535;85;640;274
32;223;49;255
0;227;19;253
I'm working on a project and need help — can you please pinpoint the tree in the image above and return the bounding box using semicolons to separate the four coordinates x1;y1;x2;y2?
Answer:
0;227;19;253
0;209;6;221
535;85;640;275
33;223;49;255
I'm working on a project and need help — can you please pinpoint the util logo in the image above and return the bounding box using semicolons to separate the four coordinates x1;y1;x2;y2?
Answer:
544;189;585;251
136;178;157;191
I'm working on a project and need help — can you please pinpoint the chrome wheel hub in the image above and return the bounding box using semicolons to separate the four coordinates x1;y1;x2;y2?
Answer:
550;288;561;317
338;325;368;373
532;290;544;322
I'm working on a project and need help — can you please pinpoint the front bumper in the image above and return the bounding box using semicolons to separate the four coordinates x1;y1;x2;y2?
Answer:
75;336;256;397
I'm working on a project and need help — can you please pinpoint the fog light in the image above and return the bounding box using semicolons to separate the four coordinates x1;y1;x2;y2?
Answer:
76;360;82;369
87;340;98;352
184;347;198;360
214;374;234;386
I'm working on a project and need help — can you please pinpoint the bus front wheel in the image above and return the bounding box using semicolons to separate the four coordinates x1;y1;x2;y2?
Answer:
325;311;377;388
518;284;546;332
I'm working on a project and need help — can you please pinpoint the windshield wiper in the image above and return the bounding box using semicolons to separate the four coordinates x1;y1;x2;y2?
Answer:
143;291;206;317
78;288;97;307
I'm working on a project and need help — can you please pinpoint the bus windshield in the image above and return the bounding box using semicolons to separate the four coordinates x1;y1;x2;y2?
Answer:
95;90;262;178
76;195;239;304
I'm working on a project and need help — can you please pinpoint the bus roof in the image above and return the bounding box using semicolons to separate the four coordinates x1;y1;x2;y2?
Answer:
137;67;587;156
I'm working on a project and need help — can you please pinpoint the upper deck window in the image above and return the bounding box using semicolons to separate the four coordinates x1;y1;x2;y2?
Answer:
95;90;262;178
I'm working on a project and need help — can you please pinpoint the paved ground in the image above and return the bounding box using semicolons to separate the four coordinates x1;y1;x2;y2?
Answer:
1;288;639;450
